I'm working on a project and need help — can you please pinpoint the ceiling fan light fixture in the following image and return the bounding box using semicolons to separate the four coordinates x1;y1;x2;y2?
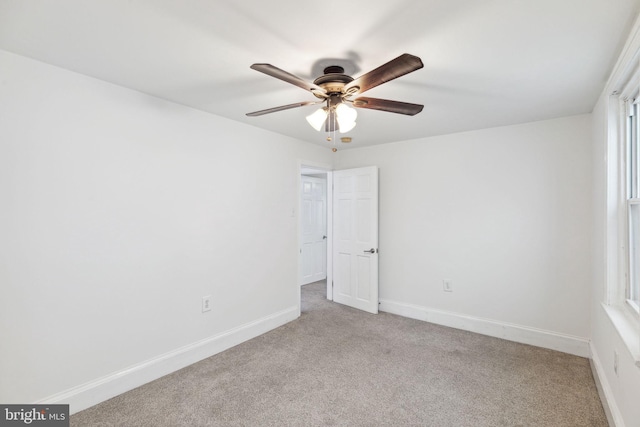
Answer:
306;108;328;131
248;54;424;144
247;54;424;141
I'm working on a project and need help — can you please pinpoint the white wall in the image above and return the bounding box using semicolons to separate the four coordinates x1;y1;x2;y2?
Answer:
0;50;332;410
590;89;640;427
334;116;594;352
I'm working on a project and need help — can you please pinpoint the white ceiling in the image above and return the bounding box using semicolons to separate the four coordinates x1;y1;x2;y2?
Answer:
1;0;638;150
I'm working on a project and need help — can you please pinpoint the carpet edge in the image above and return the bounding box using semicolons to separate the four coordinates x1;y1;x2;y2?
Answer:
37;306;299;415
379;299;590;357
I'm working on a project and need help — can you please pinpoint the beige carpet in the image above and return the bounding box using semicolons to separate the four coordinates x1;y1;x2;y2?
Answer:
71;281;607;426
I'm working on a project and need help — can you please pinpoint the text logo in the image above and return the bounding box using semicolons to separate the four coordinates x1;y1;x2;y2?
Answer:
0;405;69;427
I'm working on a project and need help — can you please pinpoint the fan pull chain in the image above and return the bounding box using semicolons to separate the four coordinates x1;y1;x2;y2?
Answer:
333;107;337;147
327;104;337;151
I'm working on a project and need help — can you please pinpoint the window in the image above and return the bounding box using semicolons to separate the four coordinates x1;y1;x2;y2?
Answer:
605;13;640;367
624;97;640;313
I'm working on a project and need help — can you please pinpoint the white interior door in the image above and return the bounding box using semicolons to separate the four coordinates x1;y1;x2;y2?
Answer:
332;166;379;314
301;176;327;285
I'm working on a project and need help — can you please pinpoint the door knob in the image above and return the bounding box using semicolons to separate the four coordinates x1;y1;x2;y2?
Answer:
363;248;376;254
323;235;327;239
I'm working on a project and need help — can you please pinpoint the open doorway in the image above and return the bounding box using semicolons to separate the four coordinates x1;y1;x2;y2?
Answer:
298;161;332;314
300;171;327;285
297;163;379;316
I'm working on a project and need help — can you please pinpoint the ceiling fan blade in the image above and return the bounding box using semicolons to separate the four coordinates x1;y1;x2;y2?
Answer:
246;101;323;117
250;63;326;94
351;97;424;116
344;54;423;95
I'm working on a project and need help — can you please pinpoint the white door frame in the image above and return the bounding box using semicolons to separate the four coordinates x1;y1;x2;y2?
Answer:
297;160;333;316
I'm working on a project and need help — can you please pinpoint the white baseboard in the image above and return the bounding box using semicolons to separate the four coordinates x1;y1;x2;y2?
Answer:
379;299;590;357
590;342;625;427
37;306;299;415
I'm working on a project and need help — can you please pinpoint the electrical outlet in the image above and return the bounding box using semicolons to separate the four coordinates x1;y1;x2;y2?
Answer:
443;280;453;292
202;295;212;313
613;351;619;376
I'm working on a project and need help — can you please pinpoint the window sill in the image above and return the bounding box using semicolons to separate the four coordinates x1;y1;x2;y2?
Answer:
602;303;640;368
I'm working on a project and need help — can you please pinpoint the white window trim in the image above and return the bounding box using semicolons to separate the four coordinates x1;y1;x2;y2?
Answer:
619;92;640;318
604;14;640;367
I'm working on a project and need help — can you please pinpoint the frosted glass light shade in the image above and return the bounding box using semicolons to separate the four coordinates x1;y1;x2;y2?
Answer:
306;108;328;131
338;120;356;133
336;103;357;122
336;103;357;133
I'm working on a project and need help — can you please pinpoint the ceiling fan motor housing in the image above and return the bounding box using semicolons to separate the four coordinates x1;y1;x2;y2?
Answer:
313;66;355;97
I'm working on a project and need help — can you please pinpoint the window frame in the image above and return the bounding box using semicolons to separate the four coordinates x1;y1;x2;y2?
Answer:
619;73;640;317
604;12;640;368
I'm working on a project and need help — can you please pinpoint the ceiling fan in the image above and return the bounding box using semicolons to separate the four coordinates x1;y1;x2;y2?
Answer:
246;53;424;134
